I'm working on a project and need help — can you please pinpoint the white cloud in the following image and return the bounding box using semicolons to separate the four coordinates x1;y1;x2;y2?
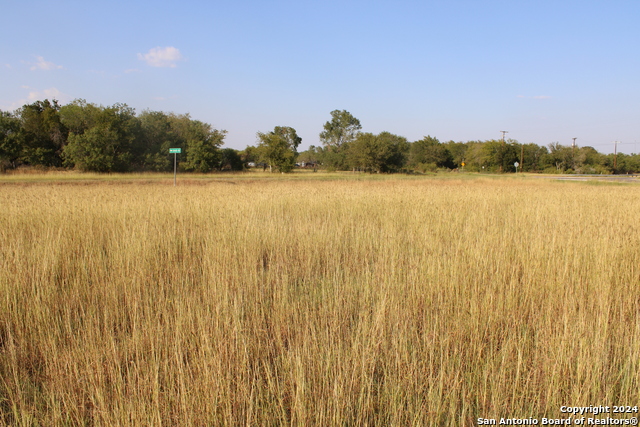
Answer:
1;86;71;111
0;101;21;112
28;87;67;101
137;46;184;68
124;68;142;73
29;56;63;71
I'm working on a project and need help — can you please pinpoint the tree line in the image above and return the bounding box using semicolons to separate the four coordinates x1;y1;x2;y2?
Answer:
294;110;640;174
1;100;638;174
0;99;231;173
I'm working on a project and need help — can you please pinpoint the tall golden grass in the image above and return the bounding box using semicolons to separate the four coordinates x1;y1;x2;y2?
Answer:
0;176;639;426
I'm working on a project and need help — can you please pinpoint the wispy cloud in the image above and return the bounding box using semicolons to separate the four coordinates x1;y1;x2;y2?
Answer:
29;56;63;71
137;46;184;68
1;86;71;111
28;87;68;101
124;68;142;73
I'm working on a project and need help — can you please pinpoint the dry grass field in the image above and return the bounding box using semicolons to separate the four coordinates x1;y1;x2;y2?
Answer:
1;174;639;426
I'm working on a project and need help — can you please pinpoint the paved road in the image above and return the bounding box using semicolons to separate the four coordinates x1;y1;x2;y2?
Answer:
529;174;640;182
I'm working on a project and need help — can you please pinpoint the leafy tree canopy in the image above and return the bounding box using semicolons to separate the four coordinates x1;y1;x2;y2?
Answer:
63;125;128;172
0;111;21;169
319;110;361;150
256;126;301;173
409;136;454;169
184;121;226;173
348;131;408;173
17;99;67;167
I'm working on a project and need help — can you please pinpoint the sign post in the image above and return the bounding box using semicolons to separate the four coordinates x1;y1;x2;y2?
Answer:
514;161;519;174
169;148;181;186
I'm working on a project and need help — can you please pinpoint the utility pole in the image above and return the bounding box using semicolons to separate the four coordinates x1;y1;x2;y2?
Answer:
521;144;524;172
572;138;577;170
498;131;508;173
613;141;619;173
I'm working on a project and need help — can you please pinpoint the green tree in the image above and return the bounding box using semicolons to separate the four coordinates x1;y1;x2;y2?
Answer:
100;103;141;169
137;110;182;171
297;145;321;166
312;146;345;171
624;153;640;173
319;110;361;150
17;99;67;167
520;143;548;172
481;139;519;172
542;142;574;173
444;140;469;168
347;131;408;173
408;136;454;171
461;141;485;171
319;110;361;170
60;102;139;172
219;148;243;171
183;120;226;173
63;125;123;172
0;111;21;170
240;145;259;166
59;99;102;135
256;126;301;173
571;146;609;174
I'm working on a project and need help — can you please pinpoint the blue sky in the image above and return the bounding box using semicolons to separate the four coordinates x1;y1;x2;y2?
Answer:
2;0;639;153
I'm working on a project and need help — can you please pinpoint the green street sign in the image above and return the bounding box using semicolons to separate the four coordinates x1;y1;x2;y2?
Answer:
170;148;181;186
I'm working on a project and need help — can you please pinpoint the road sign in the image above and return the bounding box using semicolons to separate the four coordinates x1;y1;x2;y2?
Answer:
514;162;519;167
461;162;466;167
170;148;181;185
